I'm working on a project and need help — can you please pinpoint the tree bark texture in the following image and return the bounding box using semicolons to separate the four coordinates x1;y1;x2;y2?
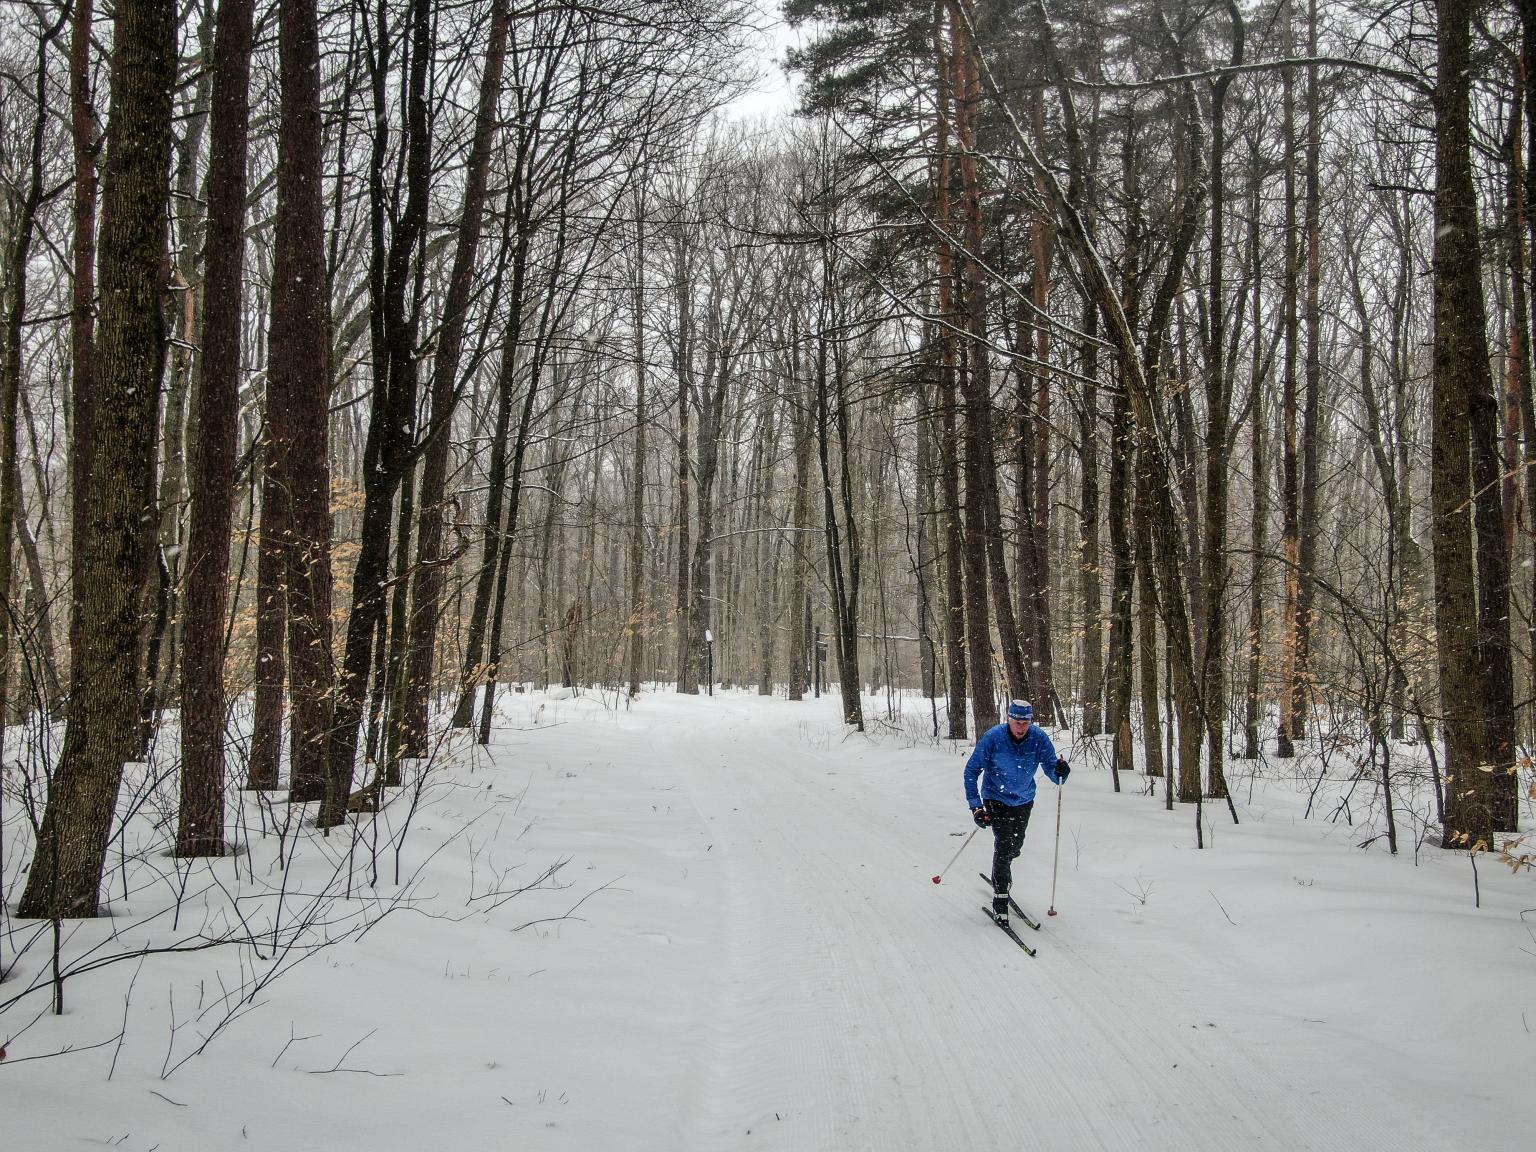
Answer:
626;187;650;698
931;16;968;738
273;0;337;808
68;0;100;685
325;0;434;820
1199;1;1243;799
1433;0;1509;849
177;0;255;855
19;0;174;918
1277;3;1301;758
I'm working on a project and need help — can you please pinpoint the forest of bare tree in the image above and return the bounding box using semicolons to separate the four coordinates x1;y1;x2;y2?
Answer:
0;0;1532;926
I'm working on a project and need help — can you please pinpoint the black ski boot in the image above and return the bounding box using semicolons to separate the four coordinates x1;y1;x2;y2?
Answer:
990;893;1009;927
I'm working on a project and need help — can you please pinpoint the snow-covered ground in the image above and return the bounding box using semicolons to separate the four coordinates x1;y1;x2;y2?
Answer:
3;688;1533;1151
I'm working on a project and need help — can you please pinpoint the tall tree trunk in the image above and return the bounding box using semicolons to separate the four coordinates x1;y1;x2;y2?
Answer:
379;457;416;782
1025;127;1058;721
753;385;782;695
1469;331;1518;825
149;30;213;756
626;187;649;698
19;0;174;918
815;253;862;730
687;348;728;697
1277;0;1301;758
1078;289;1103;737
1346;204;1412;756
1138;76;1207;806
275;0;337;808
475;208;586;732
949;0;1025;716
248;438;287;789
1170;316;1204;680
787;320;814;702
1015;0;1206;798
178;0;254;854
325;0;433;822
1243;161;1268;761
0;9;69;755
450;229;532;727
68;0;99;686
1105;117;1140;779
474;358;544;743
1504;102;1526;565
1292;0;1323;753
931;10;968;737
1520;0;1536;751
1390;236;1422;744
399;0;507;756
1072;81;1104;740
948;2;999;728
1106;383;1134;778
831;341;863;728
673;231;696;694
1200;1;1243;798
1463;87;1517;829
915;369;938;701
15;509;63;710
1015;310;1042;706
1134;436;1165;780
14;498;64;711
938;333;970;737
1433;0;1504;850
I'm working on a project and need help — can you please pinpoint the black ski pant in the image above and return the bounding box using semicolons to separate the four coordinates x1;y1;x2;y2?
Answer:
985;799;1034;908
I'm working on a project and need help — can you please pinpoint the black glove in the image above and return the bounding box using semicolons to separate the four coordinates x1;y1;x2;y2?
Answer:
972;807;992;828
1055;759;1070;783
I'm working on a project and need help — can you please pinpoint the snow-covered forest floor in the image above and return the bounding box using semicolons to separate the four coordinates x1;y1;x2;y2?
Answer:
2;688;1533;1151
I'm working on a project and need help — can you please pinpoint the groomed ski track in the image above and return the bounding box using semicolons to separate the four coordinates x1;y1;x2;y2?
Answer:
502;690;1473;1152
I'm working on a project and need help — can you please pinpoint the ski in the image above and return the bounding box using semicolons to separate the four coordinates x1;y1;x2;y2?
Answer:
979;874;1041;930
983;906;1037;956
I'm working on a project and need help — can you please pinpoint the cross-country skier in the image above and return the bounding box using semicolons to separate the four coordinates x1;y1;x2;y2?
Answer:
964;699;1068;926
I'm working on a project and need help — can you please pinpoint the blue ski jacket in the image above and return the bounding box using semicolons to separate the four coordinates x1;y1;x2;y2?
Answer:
964;723;1063;809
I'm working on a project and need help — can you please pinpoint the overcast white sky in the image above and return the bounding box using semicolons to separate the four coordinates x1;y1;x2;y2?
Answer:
726;3;802;121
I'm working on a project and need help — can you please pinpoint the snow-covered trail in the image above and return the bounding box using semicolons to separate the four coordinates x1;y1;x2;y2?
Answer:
6;688;1529;1152
617;692;1456;1152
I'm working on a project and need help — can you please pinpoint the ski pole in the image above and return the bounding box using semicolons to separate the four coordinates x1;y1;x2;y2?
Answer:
931;826;980;885
1047;786;1063;916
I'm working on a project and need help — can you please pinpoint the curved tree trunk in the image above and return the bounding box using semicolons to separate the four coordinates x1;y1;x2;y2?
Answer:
450;230;531;728
19;0;174;918
815;275;863;731
324;0;434;822
399;0;507;755
0;10;69;761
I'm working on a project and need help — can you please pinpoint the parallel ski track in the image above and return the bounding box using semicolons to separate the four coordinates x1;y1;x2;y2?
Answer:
638;705;1454;1152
